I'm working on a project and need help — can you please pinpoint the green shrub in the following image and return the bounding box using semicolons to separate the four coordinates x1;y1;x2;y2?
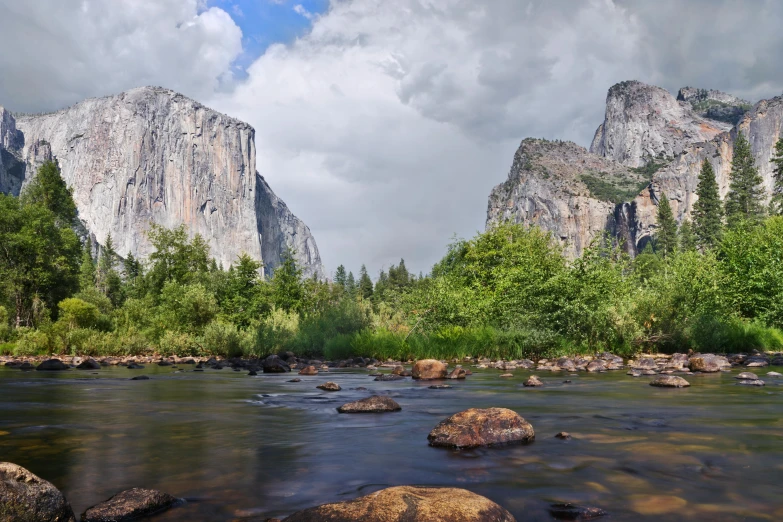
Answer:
0;305;9;342
202;321;243;358
690;316;783;353
253;308;299;357
14;330;51;356
351;328;406;360
58;298;100;329
158;330;202;357
324;333;355;360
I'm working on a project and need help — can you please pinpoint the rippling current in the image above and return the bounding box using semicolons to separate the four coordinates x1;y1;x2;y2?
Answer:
0;365;781;520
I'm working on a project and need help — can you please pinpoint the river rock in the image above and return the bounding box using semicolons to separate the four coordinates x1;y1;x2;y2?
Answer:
585;360;605;372
736;372;758;380
427;407;534;448
649;375;690;388
412;359;448;380
429;384;452;389
391;365;406;376
317;382;341;391
555;432;571;440
374;374;404;381
19;362;34;370
446;368;467;380
499;373;514;378
130;375;150;381
766;371;782;377
281;485;516;522
287;378;301;382
0;462;76;521
337;396;401;413
549;503;607;520
81;488;179;522
263;355;291;373
76;359;100;370
631;357;657;370
689;355;729;373
298;366;318;376
524;375;543;387
36;359;69;371
737;379;765;386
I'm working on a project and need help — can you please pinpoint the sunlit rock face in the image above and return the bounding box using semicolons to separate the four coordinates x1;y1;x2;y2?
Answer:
3;87;323;278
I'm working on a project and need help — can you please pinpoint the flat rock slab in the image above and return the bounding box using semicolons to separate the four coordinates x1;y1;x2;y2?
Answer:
317;382;341;391
337;396;401;413
428;407;534;449
650;375;690;388
81;488;179;522
281;485;516;522
0;462;76;521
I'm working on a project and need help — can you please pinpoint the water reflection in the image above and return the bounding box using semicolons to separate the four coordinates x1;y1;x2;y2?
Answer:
0;366;781;521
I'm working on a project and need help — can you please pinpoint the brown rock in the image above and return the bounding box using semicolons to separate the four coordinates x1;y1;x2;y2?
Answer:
549;502;607;520
649;375;690;388
736;372;758;380
81;488;179;522
555;432;571;440
0;462;76;521
689;354;729;373
391;365;406;376
298;366;318;376
499;373;514;378
317;382;341;391
585;360;605;372
427;407;534;449
524;375;543;387
447;368;467;380
337;396;401;413
281;485;515;522
412;359;448;380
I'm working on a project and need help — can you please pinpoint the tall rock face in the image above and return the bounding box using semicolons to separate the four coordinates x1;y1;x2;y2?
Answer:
487;139;647;257
677;87;751;125
589;80;731;167
489;81;782;257
4;87;323;278
0;107;26;195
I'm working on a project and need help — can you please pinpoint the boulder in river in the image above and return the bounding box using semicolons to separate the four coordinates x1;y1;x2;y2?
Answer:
281;485;516;522
76;359;101;370
130;375;150;381
317;382;341;391
36;359;69;371
337;396;401;413
429;384;452;389
736;372;758;380
524;375;543;387
81;488;180;522
689;354;729;373
499;373;514;378
737;379;765;386
585;360;605;372
446;368;467;379
298;366;318;376
549;502;606;520
374;374;404;382
649;375;690;388
263;355;291;373
555;432;571;440
412;359;448;380
0;462;76;521
427;407;534;448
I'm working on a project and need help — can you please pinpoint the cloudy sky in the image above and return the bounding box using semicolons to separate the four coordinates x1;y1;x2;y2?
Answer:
1;0;783;278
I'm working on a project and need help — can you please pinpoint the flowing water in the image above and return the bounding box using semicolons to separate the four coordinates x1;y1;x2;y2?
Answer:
0;365;782;521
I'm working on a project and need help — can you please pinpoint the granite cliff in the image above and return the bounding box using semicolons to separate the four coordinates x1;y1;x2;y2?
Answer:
489;80;781;256
0;87;323;279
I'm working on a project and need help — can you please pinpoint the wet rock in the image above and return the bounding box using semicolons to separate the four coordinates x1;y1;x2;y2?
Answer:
524;375;543;387
126;363;144;370
19;362;34;371
446;368;467;380
563;380;572;383
287;378;301;383
281;485;515;522
374;374;404;381
337;396;401;413
585;361;605;372
298;366;318;376
736;372;758;380
412;359;448;380
627;370;642;377
737;379;765;386
649;375;690;388
549;502;607;520
427;407;534;449
391;365;406;376
641;369;657;375
81;487;179;522
262;355;291;374
555;432;571;440
499;373;514;378
36;359;69;371
0;462;76;521
557;358;577;372
316;382;341;391
248;370;258;376
631;357;657;370
689;354;729;373
76;359;101;370
429;384;452;389
157;361;171;367
130;375;150;381
766;371;782;377
745;358;769;368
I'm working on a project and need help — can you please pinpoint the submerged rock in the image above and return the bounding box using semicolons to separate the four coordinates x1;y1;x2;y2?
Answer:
736;372;758;380
298;366;318;376
35;359;69;371
555;432;572;440
412;359;448;380
374;374;404;382
429;384;452;389
130;375;150;381
0;462;76;521
499;373;514;378
337;396;401;413
524;375;543;387
287;378;301;383
281;485;516;522
76;359;101;370
549;502;607;520
649;375;690;388
427;407;534;449
737;379;765;386
81;488;179;522
766;371;782;377
447;368;467;379
317;382;341;391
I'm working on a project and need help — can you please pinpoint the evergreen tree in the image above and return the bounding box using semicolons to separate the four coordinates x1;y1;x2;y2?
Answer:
692;159;723;249
271;249;304;313
20;160;77;226
345;271;357;298
678;219;697;252
358;264;373;299
655;193;678;257
79;239;96;291
388;259;411;290
123;252;142;281
725;132;765;228
334;265;347;289
770;137;783;215
373;269;389;303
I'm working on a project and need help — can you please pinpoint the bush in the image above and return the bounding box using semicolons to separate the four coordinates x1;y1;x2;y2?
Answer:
254;308;300;356
202;321;243;358
690;316;783;353
324;333;355;360
351;328;406;360
58;298;100;329
0;305;9;342
158;330;202;357
14;330;51;356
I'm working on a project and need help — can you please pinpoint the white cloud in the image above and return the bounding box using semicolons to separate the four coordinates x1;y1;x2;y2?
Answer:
293;4;313;19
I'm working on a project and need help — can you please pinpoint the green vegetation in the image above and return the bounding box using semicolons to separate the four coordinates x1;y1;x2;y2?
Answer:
725;132;766;229
4;154;783;361
770;137;783;215
693;159;723;249
581;174;649;205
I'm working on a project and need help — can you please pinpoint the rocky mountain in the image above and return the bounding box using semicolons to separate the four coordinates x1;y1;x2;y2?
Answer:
489;80;781;256
0;87;323;279
677;86;751;125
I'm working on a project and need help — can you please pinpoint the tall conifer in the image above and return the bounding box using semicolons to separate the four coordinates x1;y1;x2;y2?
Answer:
770;137;783;215
725;132;765;228
655;193;678;257
692;159;723;249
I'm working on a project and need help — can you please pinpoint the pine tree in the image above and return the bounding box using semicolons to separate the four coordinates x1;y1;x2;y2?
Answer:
345;271;357;298
678;219;697;252
692;159;723;249
358;264;373;299
79;239;96;291
655;193;678;257
770;137;783;215
725;132;765;228
334;265;347;289
272;249;304;313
